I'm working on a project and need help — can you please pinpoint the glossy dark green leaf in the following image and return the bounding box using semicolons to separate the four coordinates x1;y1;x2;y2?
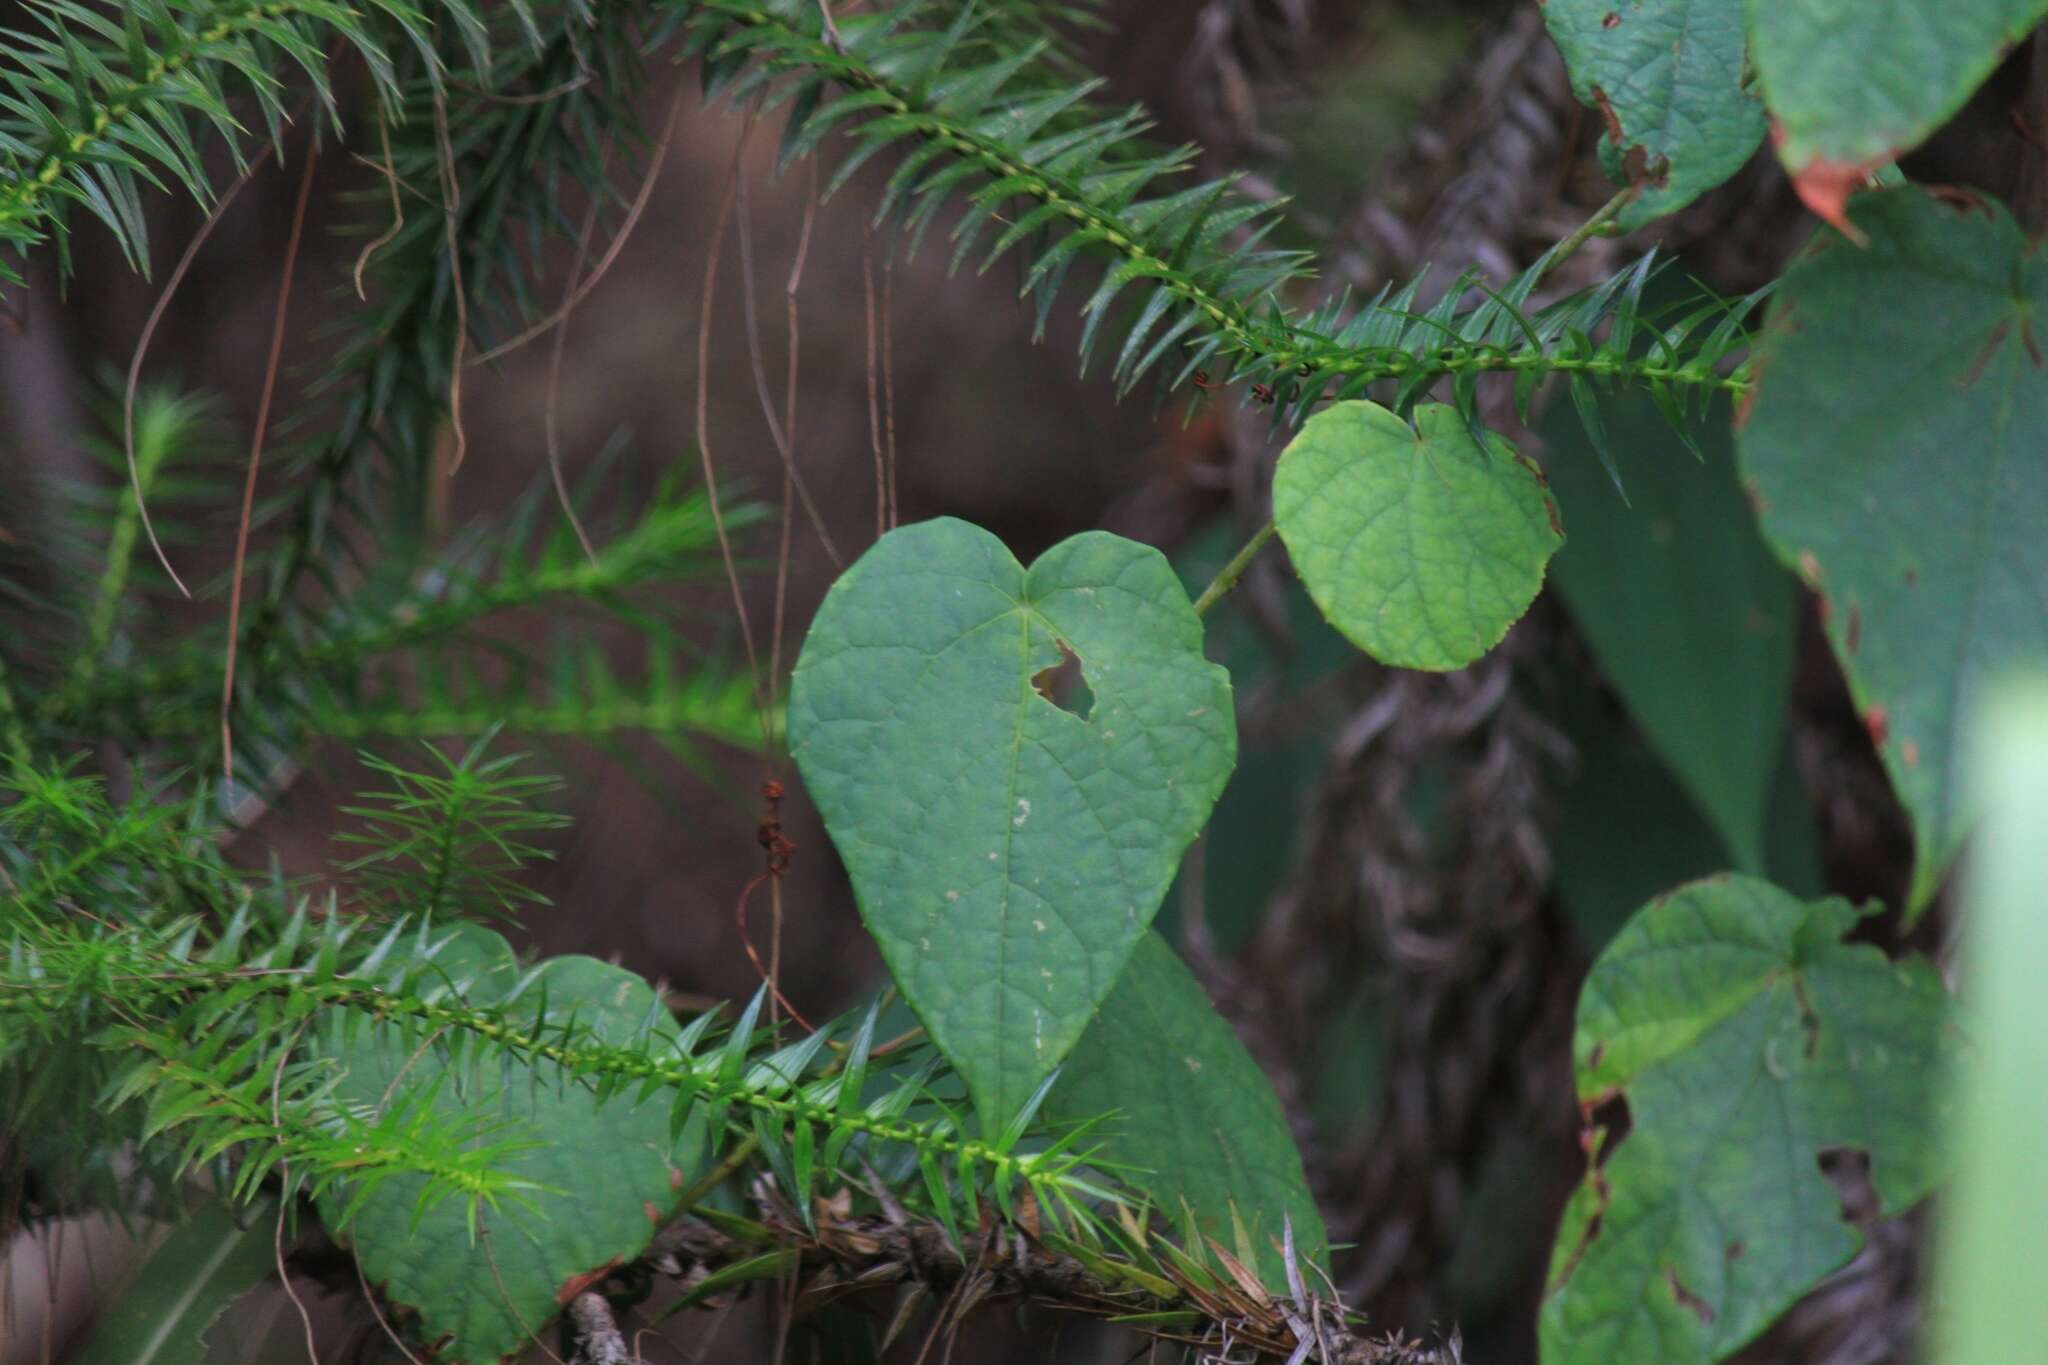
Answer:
1046;932;1325;1287
789;518;1236;1127
1274;401;1564;671
1542;391;1795;871
1737;189;2048;910
1540;874;1954;1364
1544;0;1765;224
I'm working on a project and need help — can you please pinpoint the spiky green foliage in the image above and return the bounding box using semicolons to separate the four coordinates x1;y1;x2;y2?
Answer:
39;457;764;778
0;758;1145;1350
681;0;1755;430
336;738;570;920
0;0;458;283
0;0;1791;1357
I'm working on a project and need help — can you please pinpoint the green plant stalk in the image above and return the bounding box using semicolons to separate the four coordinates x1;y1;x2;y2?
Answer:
109;686;767;749
69;419;173;696
0;652;30;772
43;505;722;726
672;1135;761;1213
1185;184;1648;623
694;0;1749;399
0;0;321;253
309;687;765;747
1538;183;1640;283
1190;521;1277;617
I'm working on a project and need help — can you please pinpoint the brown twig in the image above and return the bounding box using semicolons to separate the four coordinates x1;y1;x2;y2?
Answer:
429;94;470;472
220;140;319;782
862;222;886;539
352;118;403;300
881;254;899;529
125;141;278;599
268;1024;321;1365
737;164;843;572
469;85;688;368
643;1199;1466;1365
544;142;614;566
694;121;768;738
735;779;811;1030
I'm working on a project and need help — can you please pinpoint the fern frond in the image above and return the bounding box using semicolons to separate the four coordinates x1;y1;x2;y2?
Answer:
0;763;236;927
315;641;764;751
68;380;227;689
682;0;1754;420
43;469;761;781
0;909;1120;1244
0;656;29;773
336;738;569;921
0;0;484;284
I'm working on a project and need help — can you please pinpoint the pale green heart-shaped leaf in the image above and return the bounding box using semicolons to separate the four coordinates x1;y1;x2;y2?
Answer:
1047;931;1325;1288
1738;189;2048;911
1539;874;1954;1365
1544;0;1766;225
789;518;1236;1128
316;926;696;1364
1749;0;2048;178
1274;401;1563;671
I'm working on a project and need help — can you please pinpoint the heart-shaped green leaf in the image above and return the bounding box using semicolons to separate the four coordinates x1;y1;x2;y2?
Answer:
1544;0;1766;226
1274;401;1564;671
316;926;697;1364
1738;189;2048;910
1047;932;1326;1287
1540;874;1954;1365
789;518;1236;1127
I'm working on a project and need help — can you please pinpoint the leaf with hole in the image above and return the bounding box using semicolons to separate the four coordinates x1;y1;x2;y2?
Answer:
1539;874;1954;1364
1544;0;1766;225
315;926;700;1365
1738;189;2048;911
1274;401;1563;671
1047;931;1325;1287
789;518;1236;1128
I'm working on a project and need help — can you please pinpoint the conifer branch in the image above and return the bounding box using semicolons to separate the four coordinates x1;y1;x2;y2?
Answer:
682;0;1755;426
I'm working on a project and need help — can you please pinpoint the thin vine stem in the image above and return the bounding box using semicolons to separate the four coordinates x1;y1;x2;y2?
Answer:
1191;521;1277;617
1538;183;1641;285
